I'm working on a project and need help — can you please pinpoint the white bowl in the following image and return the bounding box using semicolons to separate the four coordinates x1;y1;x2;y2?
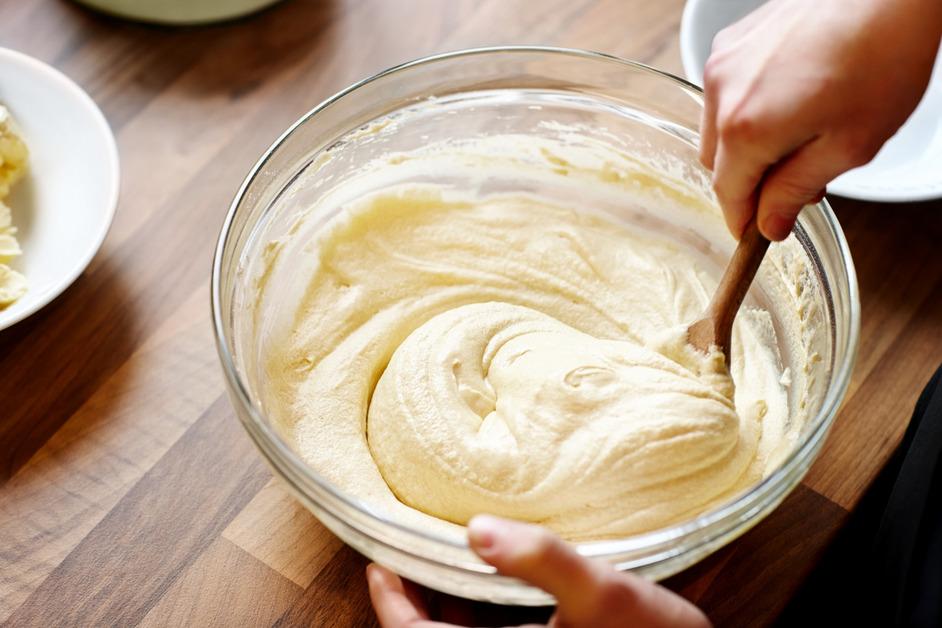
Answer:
0;48;119;331
680;0;942;202
73;0;284;24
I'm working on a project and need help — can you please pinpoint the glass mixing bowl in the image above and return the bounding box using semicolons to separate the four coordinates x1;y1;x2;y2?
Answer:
212;47;859;605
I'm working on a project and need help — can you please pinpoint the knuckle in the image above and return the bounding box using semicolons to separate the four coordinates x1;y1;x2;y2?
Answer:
712;185;741;211
837;134;881;167
718;106;761;143
711;179;734;203
702;53;731;92
702;56;721;89
528;528;558;560
711;174;749;206
768;176;820;202
698;151;712;170
711;26;734;53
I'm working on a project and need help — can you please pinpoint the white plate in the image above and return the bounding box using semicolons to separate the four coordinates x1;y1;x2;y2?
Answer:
680;0;942;202
0;47;119;331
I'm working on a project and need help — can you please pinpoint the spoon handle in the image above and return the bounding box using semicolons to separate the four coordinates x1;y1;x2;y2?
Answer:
708;221;771;355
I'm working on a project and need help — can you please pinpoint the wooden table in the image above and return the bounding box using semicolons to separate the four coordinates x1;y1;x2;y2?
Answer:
1;0;940;625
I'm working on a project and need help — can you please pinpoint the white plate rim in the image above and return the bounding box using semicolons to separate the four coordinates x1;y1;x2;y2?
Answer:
679;0;708;87
0;47;120;331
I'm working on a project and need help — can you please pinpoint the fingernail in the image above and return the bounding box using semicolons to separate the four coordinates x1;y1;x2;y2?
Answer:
468;515;504;554
761;213;793;241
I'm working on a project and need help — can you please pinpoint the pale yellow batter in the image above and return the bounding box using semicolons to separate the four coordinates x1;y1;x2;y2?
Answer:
262;180;793;540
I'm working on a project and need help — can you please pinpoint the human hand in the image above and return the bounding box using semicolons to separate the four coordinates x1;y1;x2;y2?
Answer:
699;0;942;240
367;515;710;627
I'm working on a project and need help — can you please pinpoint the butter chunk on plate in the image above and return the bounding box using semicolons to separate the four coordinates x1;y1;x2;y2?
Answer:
0;105;29;307
0;264;27;305
0;47;119;330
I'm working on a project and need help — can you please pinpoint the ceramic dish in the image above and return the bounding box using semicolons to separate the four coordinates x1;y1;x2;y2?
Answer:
0;48;119;331
680;0;942;202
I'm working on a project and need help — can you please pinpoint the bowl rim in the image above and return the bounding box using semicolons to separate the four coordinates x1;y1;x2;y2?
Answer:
211;45;860;563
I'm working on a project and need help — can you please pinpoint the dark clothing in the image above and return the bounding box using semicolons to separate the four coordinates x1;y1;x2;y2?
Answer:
780;365;942;627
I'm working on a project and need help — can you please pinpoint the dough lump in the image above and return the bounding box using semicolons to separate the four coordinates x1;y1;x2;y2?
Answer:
264;185;788;540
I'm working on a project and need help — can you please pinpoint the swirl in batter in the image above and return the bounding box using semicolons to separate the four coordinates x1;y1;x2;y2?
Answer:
264;185;789;540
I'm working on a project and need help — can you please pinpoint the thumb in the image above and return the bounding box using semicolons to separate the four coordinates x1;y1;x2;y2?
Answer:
756;138;841;240
468;515;608;619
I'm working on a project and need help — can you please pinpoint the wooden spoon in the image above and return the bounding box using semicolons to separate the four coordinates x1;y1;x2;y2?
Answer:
687;220;770;358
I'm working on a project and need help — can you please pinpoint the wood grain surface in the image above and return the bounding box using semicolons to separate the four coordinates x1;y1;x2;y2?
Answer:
1;1;940;626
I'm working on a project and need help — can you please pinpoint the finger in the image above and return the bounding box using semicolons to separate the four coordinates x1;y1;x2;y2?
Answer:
698;76;718;171
469;517;710;627
711;139;766;239
756;137;847;240
367;564;456;628
468;515;607;621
